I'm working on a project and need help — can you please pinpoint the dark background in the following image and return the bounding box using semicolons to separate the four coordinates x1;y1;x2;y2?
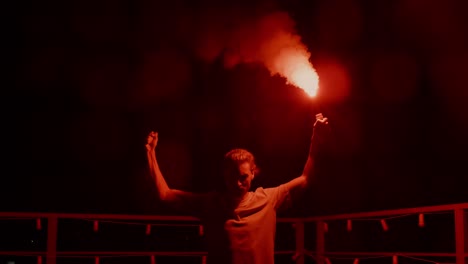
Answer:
4;0;468;216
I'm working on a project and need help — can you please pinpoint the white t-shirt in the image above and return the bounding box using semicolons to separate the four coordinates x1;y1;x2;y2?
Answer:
194;184;291;264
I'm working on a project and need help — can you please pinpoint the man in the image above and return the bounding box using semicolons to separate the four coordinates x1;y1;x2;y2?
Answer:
145;114;329;264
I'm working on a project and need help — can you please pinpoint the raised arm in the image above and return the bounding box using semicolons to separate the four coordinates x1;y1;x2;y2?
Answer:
283;114;329;191
146;132;203;211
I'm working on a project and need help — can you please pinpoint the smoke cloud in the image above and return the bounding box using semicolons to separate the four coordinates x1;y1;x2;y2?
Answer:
223;12;310;69
192;8;318;95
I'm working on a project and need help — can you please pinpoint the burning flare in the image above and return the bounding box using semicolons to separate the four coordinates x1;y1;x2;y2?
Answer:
274;50;320;97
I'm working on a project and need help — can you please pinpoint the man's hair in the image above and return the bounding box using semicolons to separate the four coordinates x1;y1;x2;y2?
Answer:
223;148;260;174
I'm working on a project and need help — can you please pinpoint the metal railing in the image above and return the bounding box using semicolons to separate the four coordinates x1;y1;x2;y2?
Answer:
1;203;467;264
303;203;468;264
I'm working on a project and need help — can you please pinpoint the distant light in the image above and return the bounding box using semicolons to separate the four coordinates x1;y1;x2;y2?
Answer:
7;261;15;264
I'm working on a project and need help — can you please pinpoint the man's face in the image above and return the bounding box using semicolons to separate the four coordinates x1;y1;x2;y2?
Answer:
224;162;254;196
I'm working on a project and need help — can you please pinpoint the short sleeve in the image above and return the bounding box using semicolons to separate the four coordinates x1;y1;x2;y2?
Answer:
264;184;291;210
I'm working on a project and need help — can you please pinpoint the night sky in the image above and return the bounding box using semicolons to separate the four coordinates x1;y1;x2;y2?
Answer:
5;0;468;216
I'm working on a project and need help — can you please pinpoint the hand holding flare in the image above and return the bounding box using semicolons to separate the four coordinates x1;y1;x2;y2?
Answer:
309;113;330;157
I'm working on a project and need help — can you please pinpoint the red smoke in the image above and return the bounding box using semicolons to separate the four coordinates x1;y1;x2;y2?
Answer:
196;11;320;96
228;12;319;96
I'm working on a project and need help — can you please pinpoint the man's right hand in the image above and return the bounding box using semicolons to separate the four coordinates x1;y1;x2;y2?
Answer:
146;131;158;151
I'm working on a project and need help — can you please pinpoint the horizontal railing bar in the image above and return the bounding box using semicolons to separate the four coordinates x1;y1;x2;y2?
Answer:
0;212;199;221
1;247;463;258
0;252;45;256
62;251;204;256
305;250;466;257
0;213;300;224
2;250;464;258
0;250;295;256
1;203;466;223
303;203;468;222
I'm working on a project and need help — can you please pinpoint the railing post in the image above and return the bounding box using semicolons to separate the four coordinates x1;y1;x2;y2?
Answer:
294;221;305;264
454;209;467;264
316;221;325;264
47;215;58;264
466;211;468;253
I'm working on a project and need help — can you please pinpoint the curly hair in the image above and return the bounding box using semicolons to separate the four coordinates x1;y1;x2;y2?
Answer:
223;148;260;174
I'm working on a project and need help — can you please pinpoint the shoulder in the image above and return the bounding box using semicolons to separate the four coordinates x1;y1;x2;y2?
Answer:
253;187;267;195
255;185;288;198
